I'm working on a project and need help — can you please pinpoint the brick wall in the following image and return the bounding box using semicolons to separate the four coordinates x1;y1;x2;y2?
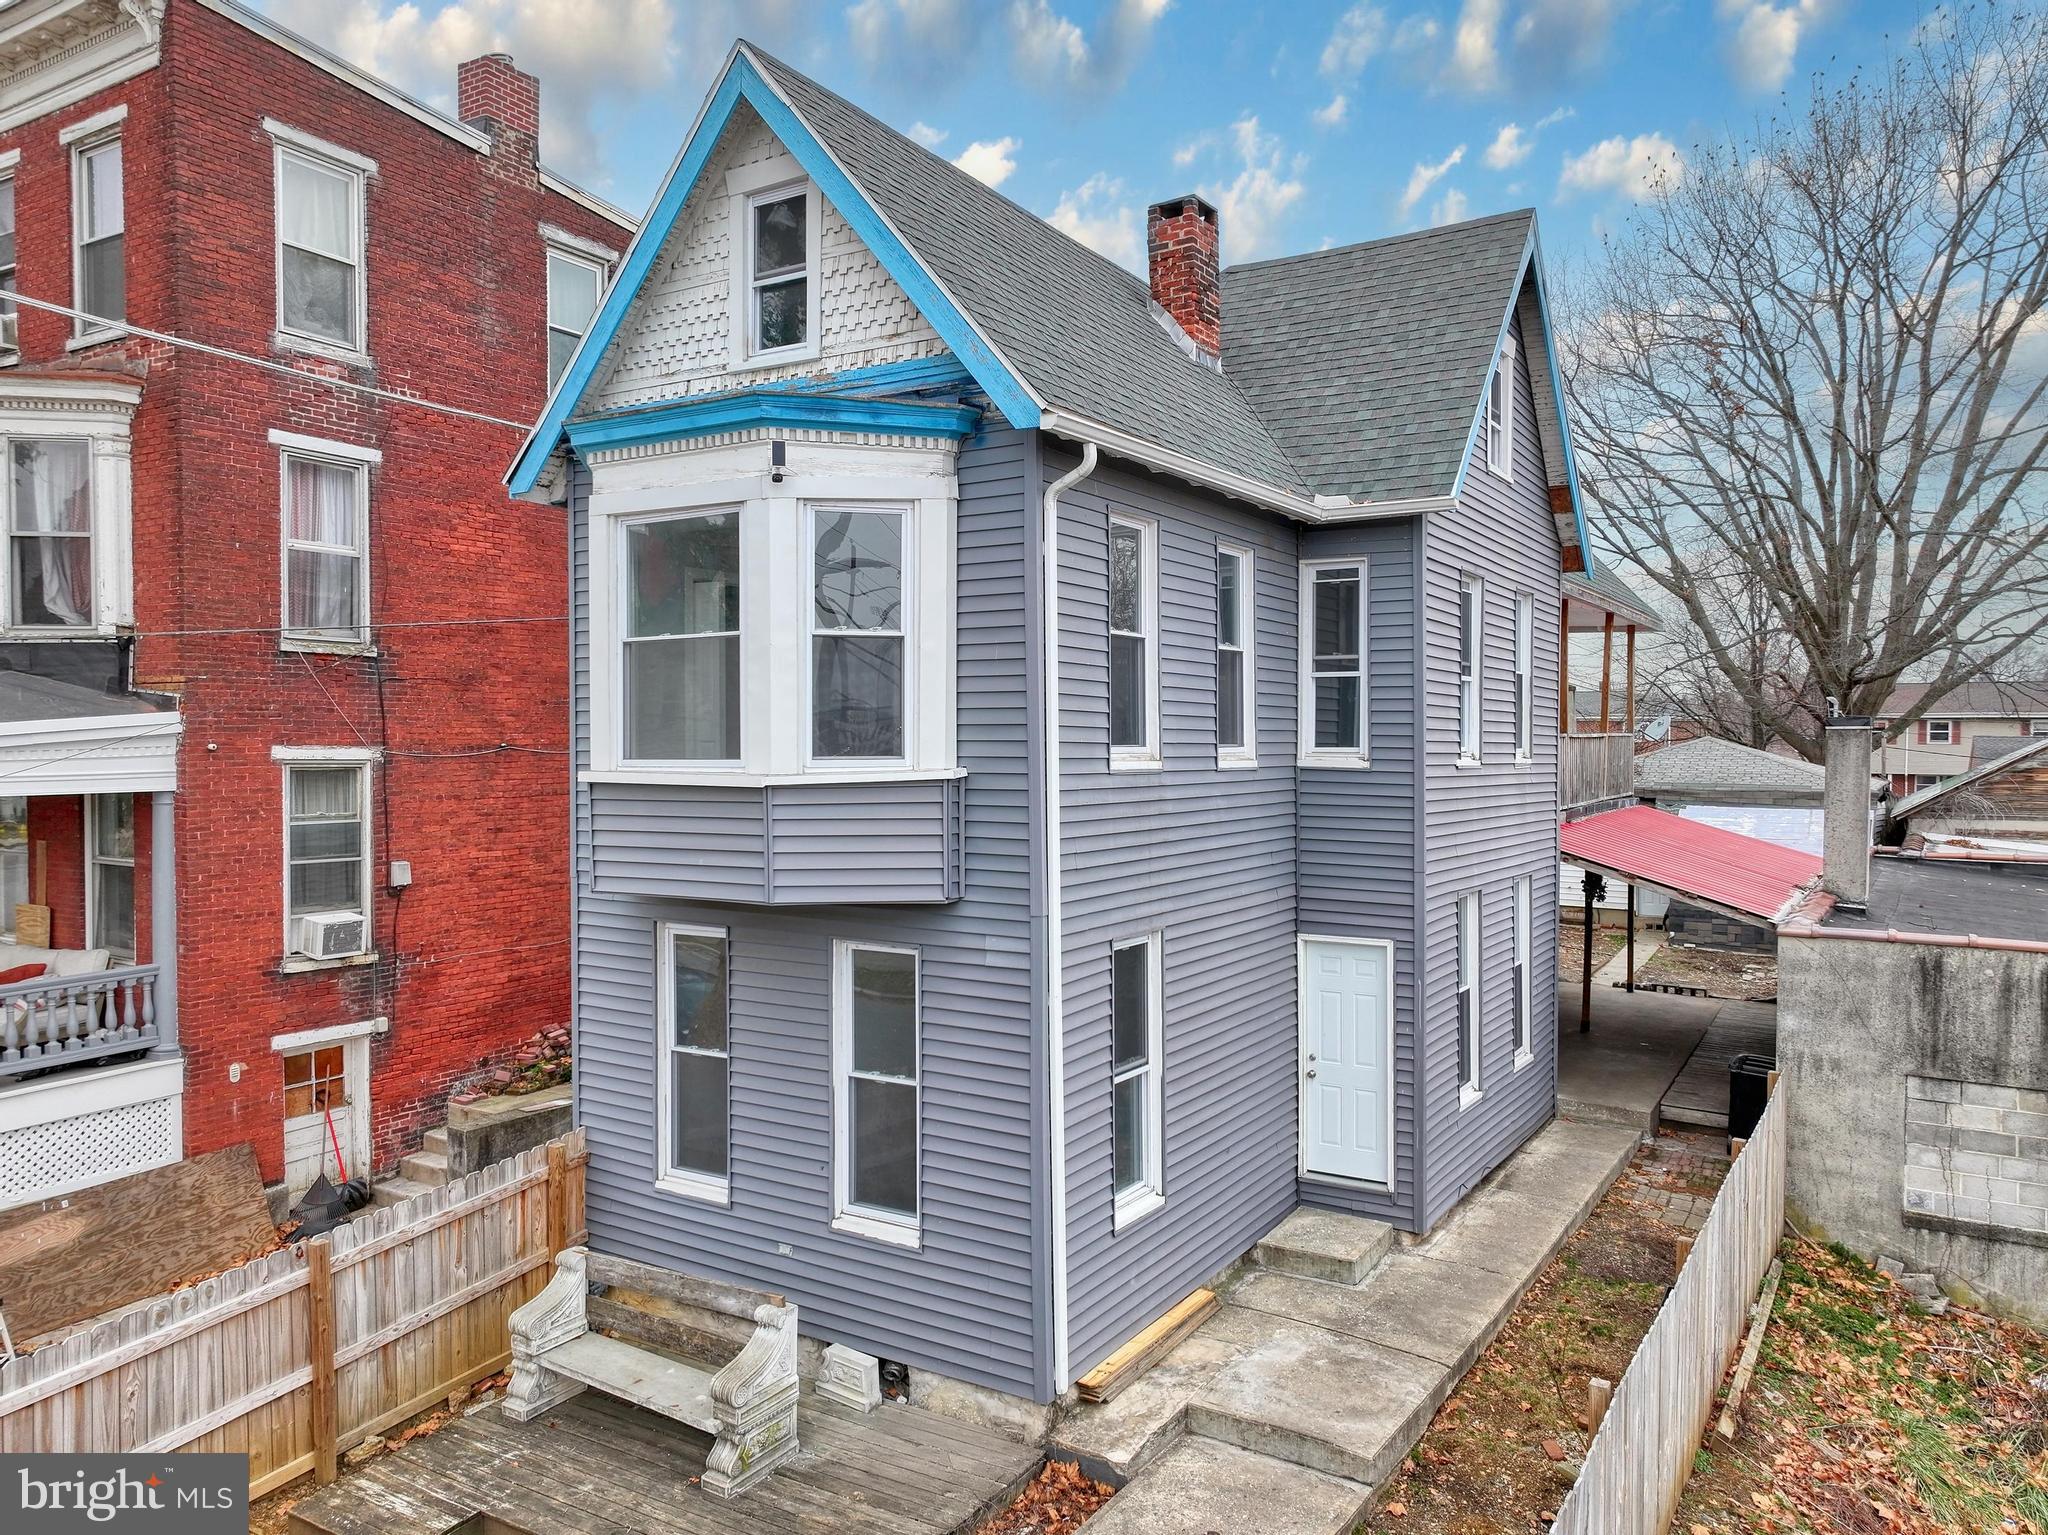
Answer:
0;0;628;1182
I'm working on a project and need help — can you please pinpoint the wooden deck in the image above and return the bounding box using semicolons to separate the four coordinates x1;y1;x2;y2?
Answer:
288;1386;1040;1535
1661;1000;1777;1130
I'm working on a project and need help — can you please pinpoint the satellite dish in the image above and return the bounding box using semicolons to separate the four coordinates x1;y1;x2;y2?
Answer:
1643;714;1671;742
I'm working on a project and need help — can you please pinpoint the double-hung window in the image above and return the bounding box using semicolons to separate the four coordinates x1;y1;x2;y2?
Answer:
546;246;605;389
281;757;372;963
1111;933;1165;1227
745;185;812;357
87;794;135;961
7;438;93;628
1485;337;1514;479
811;506;907;762
0;172;16;352
833;941;920;1244
1216;544;1254;765
280;446;370;647
1922;719;1954;745
1513;593;1533;761
1512;877;1532;1068
72;135;124;334
1108;514;1159;765
1300;560;1366;764
1458;576;1483;762
659;924;730;1201
1457;892;1481;1107
622;509;742;764
275;139;367;355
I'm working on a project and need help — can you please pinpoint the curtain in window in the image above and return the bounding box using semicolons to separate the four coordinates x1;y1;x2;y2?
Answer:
286;457;361;635
281;155;356;345
11;438;92;626
288;767;363;915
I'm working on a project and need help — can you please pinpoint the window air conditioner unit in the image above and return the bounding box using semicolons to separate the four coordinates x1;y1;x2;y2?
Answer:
291;911;367;961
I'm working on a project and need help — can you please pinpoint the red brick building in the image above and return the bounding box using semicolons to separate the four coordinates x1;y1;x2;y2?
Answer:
0;0;630;1208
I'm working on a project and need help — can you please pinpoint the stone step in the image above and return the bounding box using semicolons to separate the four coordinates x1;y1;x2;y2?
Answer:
1075;1438;1369;1535
400;1149;450;1186
370;1175;441;1208
420;1125;449;1158
1252;1208;1393;1286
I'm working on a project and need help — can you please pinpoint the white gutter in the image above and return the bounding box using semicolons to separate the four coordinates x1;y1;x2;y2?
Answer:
1042;440;1096;1393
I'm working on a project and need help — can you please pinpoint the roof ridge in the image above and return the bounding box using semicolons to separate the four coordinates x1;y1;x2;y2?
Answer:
1223;207;1536;276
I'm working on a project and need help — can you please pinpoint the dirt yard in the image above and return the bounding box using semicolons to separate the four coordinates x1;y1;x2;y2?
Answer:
1634;940;1780;1001
1558;916;1626;983
1357;1131;1731;1534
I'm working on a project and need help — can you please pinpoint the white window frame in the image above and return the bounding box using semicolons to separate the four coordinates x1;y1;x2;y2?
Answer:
274;432;377;653
1458;575;1484;763
276;751;376;970
1216;542;1255;768
616;504;746;771
1924;718;1954;745
831;939;922;1248
1111;931;1166;1230
1106;512;1161;769
655;921;732;1206
69;125;124;344
0;163;17;357
1512;877;1533;1070
0;382;139;637
805;502;914;770
4;433;98;632
1484;335;1515;480
83;792;134;962
545;244;607;390
270;128;371;361
1457;891;1482;1109
1513;592;1534;762
2029;718;2048;737
732;178;821;367
1298;557;1369;768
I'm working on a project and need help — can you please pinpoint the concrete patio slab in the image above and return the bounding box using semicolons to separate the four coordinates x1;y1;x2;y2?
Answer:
1481;1115;1651;1209
1253;1207;1394;1285
1555;982;1708;1127
1227;1255;1525;1371
1073;1438;1370;1535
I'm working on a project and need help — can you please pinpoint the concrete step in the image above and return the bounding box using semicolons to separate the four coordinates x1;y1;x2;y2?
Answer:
1252;1208;1393;1286
420;1125;449;1158
399;1149;450;1186
1076;1439;1369;1535
369;1175;440;1208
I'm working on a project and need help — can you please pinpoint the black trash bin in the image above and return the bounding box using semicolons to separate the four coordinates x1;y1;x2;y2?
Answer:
1728;1053;1777;1141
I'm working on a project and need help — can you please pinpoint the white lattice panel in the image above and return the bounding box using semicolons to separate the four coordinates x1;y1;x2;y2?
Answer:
0;1093;178;1204
592;104;945;411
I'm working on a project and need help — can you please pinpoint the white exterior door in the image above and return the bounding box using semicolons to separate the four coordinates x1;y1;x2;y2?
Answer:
1300;938;1391;1185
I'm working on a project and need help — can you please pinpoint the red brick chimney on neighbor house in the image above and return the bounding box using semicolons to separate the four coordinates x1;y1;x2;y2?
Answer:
1146;195;1221;356
458;53;540;170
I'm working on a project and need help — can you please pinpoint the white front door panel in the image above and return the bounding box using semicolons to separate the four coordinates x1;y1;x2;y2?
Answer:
1300;938;1390;1185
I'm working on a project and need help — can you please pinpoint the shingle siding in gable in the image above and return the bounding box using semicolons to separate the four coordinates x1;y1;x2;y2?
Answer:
1416;309;1564;1231
1046;446;1305;1379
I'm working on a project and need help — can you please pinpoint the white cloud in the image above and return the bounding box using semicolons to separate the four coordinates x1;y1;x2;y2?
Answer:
952;136;1020;188
1319;4;1387;78
1443;0;1505;92
1483;105;1572;169
908;121;949;150
1200;115;1307;262
1047;173;1144;272
1398;143;1466;218
1313;93;1349;129
1173;130;1219;168
1557;132;1685;200
1717;0;1829;92
265;0;678;186
1008;0;1170;89
1431;188;1470;226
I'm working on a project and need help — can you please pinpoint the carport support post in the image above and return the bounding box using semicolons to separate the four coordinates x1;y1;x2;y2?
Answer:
1581;883;1596;1031
1625;884;1636;993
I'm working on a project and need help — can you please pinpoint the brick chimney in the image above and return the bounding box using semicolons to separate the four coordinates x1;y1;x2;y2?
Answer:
1146;195;1221;357
458;54;540;169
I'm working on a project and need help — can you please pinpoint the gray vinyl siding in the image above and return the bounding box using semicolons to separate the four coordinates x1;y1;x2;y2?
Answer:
1294;516;1425;1230
1047;447;1305;1381
571;427;1046;1399
1416;308;1564;1231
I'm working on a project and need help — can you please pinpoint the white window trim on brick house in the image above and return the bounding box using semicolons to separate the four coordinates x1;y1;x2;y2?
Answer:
272;429;378;654
266;120;374;363
0;154;18;359
273;746;379;973
724;154;821;371
67;115;125;347
0;375;139;636
544;242;609;391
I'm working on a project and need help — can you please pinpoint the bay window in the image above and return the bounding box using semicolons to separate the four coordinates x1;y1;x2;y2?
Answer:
811;507;906;762
659;923;730;1201
623;509;742;764
9;438;93;627
833;941;920;1243
1300;559;1366;764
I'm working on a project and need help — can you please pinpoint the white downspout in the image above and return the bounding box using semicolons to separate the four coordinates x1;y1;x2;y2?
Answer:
1042;440;1095;1393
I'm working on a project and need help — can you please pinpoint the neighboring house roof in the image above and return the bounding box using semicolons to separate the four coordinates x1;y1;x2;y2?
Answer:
1564;559;1660;632
1822;855;2048;943
1970;735;2036;769
0;672;168;724
1893;735;2048;819
1220;212;1534;504
1880;679;2048;720
1634;738;1827;800
1560;804;1821;923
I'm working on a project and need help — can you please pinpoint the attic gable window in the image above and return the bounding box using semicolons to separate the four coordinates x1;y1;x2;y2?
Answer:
739;182;820;362
1485;336;1515;480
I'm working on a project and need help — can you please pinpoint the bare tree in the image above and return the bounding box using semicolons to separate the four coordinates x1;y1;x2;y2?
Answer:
1563;4;2048;760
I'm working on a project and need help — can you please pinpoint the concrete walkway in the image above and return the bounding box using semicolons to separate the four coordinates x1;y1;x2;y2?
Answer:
1555;983;1777;1130
1054;1117;1641;1535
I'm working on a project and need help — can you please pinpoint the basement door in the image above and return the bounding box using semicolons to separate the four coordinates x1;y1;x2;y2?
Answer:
280;1039;370;1197
1299;937;1392;1186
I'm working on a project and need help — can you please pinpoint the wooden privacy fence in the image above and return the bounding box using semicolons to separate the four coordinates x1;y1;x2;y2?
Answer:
0;1130;586;1497
1552;1088;1787;1535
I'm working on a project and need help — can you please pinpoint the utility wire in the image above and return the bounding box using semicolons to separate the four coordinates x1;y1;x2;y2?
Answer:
124;614;567;641
4;290;537;432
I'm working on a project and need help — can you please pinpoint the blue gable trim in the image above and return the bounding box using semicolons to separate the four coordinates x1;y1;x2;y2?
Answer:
507;53;1039;495
565;391;982;454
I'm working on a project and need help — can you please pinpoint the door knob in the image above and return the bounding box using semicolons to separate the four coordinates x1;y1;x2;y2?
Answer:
1306;1068;1318;1079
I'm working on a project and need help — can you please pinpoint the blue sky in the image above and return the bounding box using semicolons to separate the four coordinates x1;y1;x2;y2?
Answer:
260;0;1936;271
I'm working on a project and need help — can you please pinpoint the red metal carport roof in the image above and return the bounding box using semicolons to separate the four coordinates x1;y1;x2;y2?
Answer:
1560;804;1822;924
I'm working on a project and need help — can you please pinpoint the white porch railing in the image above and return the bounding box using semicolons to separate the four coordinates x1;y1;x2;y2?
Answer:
0;964;163;1079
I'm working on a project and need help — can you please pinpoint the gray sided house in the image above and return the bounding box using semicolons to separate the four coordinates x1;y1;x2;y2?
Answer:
510;41;1631;1406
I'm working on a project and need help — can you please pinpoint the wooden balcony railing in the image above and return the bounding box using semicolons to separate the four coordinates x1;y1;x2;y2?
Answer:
0;964;163;1080
1561;731;1636;810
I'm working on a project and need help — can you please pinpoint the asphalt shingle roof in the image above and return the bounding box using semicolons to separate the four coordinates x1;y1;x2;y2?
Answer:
1220;212;1535;503
1634;737;1827;799
1881;680;2048;719
1565;558;1661;630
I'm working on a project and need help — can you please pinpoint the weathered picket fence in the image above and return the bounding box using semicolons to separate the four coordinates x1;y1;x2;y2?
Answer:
0;1130;585;1497
1552;1088;1787;1534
